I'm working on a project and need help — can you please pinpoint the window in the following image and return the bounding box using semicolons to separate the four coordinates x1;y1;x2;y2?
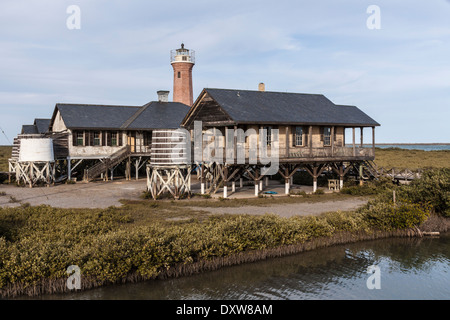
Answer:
73;131;84;146
76;131;84;146
177;71;181;78
263;126;272;146
93;132;101;146
323;127;331;146
143;131;152;146
111;132;118;146
295;126;303;146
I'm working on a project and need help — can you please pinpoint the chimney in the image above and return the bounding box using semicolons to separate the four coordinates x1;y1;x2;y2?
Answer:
258;82;265;92
157;90;169;103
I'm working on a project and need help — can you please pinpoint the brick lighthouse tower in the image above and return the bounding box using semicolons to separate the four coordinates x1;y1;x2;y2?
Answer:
171;43;195;106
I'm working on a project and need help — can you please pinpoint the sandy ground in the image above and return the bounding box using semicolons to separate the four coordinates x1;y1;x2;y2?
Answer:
190;198;369;218
0;179;147;209
0;179;369;216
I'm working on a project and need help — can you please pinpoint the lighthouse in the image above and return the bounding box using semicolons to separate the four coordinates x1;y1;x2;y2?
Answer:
171;43;195;106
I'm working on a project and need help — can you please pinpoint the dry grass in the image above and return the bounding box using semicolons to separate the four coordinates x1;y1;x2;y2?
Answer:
0;146;12;172
374;148;450;170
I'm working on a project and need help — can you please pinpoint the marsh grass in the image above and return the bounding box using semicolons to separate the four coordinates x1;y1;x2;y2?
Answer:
132;191;353;209
0;146;12;172
374;148;450;169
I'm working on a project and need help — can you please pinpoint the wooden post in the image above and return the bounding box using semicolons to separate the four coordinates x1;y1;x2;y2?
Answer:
223;166;228;198
352;127;356;157
234;125;238;164
285;126;289;158
331;126;335;156
285;166;290;195
309;126;313;156
135;158;139;180
313;166;318;193
29;162;33;188
360;127;364;147
359;163;363;186
200;166;205;194
67;158;72;181
372;126;376;156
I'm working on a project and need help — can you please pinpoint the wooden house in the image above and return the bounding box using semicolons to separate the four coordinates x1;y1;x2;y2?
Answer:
182;86;380;195
47;91;190;181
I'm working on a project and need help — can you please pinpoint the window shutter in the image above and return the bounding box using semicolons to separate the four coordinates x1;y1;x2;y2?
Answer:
101;131;106;146
89;131;94;146
119;132;123;146
85;131;90;146
72;131;77;146
107;131;112;146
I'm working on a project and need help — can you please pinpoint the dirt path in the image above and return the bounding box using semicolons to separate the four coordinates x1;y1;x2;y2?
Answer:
190;197;369;218
0;180;147;209
0;180;369;217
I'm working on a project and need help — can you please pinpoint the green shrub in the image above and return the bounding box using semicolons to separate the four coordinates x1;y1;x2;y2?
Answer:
313;189;325;195
340;177;395;196
359;200;430;231
399;168;450;217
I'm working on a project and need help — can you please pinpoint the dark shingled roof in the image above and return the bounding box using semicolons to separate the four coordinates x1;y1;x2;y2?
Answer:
34;119;51;134
55;104;141;129
53;102;190;130
204;88;380;126
126;102;190;129
21;125;38;134
20;119;51;134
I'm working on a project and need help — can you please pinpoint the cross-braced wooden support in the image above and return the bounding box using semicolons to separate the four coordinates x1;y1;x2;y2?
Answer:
304;163;327;193
278;164;301;194
11;160;56;188
146;165;191;200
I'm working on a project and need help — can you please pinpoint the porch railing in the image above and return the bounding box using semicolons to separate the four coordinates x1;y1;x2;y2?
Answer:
196;146;374;163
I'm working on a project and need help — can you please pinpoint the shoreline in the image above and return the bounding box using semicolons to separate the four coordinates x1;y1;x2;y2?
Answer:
4;214;449;299
374;143;450;145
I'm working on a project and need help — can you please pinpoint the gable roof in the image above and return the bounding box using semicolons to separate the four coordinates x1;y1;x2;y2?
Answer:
50;101;190;131
21;118;51;134
53;104;141;130
126;101;190;129
185;88;380;127
34;118;51;133
334;105;380;127
21;124;38;134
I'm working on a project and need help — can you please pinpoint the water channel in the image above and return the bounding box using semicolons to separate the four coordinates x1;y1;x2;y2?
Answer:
34;232;449;300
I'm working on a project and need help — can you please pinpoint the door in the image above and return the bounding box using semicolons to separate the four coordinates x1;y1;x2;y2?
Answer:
127;132;136;153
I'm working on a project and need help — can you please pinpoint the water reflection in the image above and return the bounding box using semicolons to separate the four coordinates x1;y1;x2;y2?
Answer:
35;233;450;300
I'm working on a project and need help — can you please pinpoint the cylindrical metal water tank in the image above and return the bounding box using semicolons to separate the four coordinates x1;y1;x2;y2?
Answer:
19;138;54;162
150;129;190;166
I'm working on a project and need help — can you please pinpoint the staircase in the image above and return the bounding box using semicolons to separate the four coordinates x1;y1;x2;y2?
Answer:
84;145;131;182
360;160;380;179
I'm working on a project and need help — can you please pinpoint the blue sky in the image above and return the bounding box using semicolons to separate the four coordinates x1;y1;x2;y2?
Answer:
1;0;449;144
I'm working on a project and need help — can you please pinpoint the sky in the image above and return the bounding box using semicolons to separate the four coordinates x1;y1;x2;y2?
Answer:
0;0;449;144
